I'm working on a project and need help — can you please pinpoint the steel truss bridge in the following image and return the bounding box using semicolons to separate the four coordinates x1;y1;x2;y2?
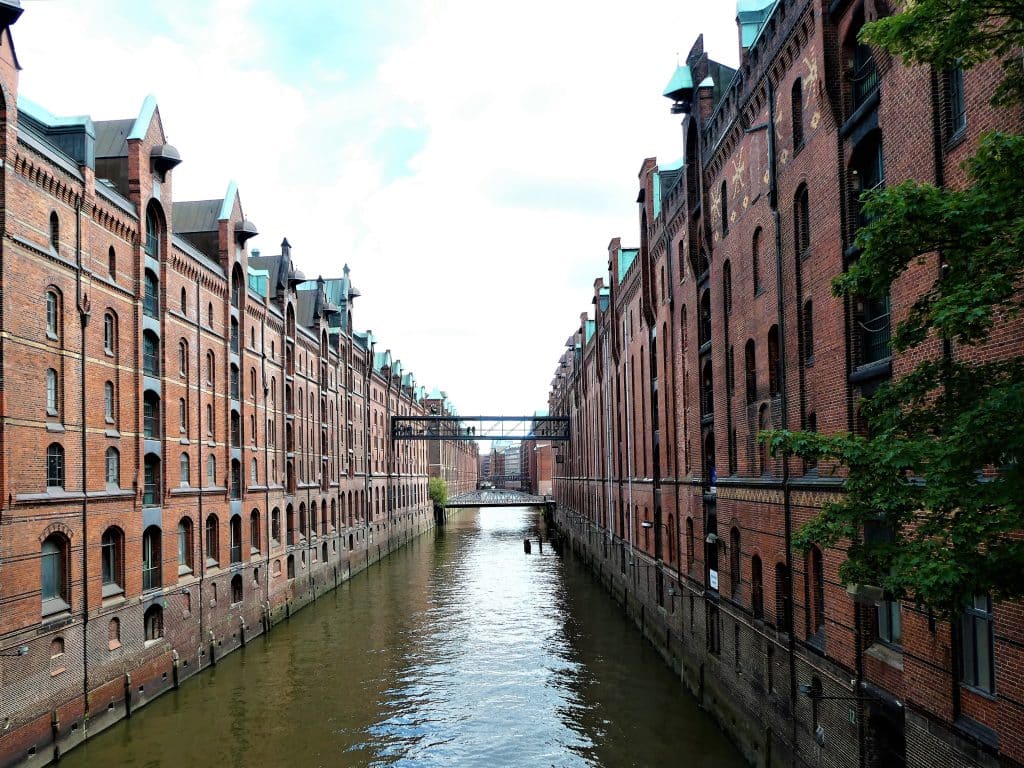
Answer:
390;415;569;442
445;489;551;508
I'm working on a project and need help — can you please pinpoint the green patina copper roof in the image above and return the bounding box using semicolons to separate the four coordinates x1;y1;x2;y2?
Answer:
738;0;778;47
653;172;662;218
617;248;639;284
662;65;693;100
246;266;269;298
585;319;595;344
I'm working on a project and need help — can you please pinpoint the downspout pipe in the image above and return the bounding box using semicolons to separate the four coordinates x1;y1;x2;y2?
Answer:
75;195;90;707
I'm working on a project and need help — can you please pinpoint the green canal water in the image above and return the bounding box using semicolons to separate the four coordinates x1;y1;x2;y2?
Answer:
60;507;745;767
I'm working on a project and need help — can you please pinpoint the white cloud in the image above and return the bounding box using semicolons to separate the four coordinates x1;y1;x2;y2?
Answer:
13;0;737;416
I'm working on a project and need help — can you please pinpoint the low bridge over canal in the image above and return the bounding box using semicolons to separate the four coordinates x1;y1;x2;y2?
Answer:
446;489;550;508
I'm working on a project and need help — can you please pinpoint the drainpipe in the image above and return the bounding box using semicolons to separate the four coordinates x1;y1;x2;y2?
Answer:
74;194;90;707
195;279;205;663
261;310;271;610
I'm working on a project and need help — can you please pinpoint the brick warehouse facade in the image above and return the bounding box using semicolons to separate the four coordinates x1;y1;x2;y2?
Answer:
549;2;1023;767
0;7;476;766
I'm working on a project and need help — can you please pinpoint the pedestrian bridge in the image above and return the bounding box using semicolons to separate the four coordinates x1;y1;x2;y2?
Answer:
446;489;550;508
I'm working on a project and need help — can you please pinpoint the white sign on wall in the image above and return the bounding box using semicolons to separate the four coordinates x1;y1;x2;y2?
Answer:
709;570;719;590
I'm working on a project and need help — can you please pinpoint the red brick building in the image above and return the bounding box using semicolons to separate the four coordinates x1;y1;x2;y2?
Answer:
0;7;473;764
550;1;1023;766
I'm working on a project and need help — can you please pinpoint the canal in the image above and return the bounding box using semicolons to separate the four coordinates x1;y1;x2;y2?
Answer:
61;508;744;767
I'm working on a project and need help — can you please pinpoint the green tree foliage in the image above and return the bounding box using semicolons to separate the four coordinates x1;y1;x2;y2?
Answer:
428;477;448;508
765;2;1024;616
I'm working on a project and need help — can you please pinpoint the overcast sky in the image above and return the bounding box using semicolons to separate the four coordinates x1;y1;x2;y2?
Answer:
15;0;737;416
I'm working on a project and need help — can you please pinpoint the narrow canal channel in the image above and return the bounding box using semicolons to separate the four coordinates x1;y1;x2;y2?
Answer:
61;508;744;767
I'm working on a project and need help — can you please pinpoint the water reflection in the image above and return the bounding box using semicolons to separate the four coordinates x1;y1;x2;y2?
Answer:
61;507;743;767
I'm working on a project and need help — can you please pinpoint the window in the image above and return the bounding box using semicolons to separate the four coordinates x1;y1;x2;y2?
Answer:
179;341;188;377
250;510;261;554
46;290;60;339
207;454;216;486
230;318;239;354
178;518;194;574
181;287;188;314
271;508;281;543
794;185;810;258
230;364;240;399
49;212;59;251
802;300;814;361
143;453;161;505
179;452;190;486
230;515;242;563
850;32;878;112
142;331;160;376
251;457;258;484
105;447;120;486
767;325;781;397
961;595;994;692
108;246;116;279
100;527;124;597
144;605;163;641
142;526;161;591
946;66;966;137
143;270;159;318
205;514;220;565
143;391;160;438
41;535;69;614
108;618;121;649
758;405;771;475
104;312;116;354
206;351;215;385
145;208;160;258
231;574;243;604
744;340;757;404
206;403;214;436
102;381;115;423
46;368;59;417
791;78;804;149
751;555;764;619
878;597;902;646
46;443;64;488
207;302;214;327
179;398;187;433
287;554;295;579
230;459;241;500
752;228;762;295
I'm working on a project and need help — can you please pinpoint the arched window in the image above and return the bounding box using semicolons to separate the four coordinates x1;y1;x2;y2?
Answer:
231;573;243;604
46;368;59;417
206;351;215;385
250;369;257;402
299;504;307;537
207;453;216;486
143;453;161;505
207;302;214;327
142;526;162;591
791;78;804;149
720;180;728;236
49;211;60;251
108;246;117;279
794;185;811;258
730;527;741;599
104;381;115;422
774;562;791;632
180;287;188;313
179;452;190;486
103;312;116;354
767;325;781;396
46;289;60;339
271;507;281;543
250;510;261;554
287;554;295;579
205;514;220;565
143;604;163;641
698;290;711;347
46;443;64;488
229;515;242;563
101;527;124;596
310;501;319;535
179;340;188;377
142;330;160;376
143;270;159;318
751;555;764;619
745;339;757;404
108;618;121;650
105;447;120;486
178;518;194;573
41;534;69;614
251;457;258;484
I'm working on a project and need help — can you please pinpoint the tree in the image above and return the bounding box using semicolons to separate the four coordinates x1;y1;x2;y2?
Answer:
428;476;448;508
765;2;1024;617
